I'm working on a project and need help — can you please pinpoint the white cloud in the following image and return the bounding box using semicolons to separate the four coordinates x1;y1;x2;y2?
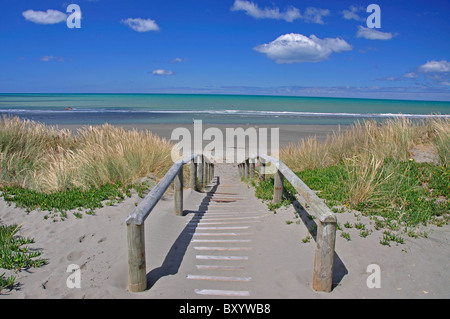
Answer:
416;60;450;86
230;1;330;24
418;60;450;73
380;61;450;86
303;7;330;24
356;26;394;40
170;58;183;63
342;5;365;22
403;72;418;79
152;69;174;76
378;76;397;81
254;33;352;64
230;0;301;22
121;18;160;32
22;9;67;24
40;56;64;62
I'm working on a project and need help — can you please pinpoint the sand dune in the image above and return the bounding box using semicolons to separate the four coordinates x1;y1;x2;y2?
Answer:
1;163;449;299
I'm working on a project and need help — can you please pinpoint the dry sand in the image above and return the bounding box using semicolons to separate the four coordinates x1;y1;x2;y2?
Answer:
0;123;449;299
0;163;449;299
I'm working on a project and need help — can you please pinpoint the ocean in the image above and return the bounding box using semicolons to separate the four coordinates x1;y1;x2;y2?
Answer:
0;93;449;126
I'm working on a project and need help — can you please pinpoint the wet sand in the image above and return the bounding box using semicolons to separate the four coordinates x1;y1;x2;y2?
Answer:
57;123;349;146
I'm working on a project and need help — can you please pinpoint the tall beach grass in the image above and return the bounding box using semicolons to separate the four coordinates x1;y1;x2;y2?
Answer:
280;117;446;171
278;117;450;226
0;116;173;193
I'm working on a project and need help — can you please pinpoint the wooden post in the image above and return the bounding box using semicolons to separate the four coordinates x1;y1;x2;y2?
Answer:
273;169;283;204
259;159;266;181
244;159;249;179
174;167;183;216
197;155;203;191
127;223;147;292
249;159;255;179
203;161;209;187
190;158;197;191
209;163;214;182
313;220;337;292
203;157;208;188
208;162;211;183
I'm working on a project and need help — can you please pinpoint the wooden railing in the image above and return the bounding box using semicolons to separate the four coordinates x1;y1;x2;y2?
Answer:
125;154;214;292
238;154;337;293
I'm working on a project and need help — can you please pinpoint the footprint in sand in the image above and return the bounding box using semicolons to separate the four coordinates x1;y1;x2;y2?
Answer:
66;251;83;262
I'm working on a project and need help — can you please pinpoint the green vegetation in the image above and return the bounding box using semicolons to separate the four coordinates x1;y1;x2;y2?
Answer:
0;116;173;193
1;183;127;219
254;159;449;241
0;117;177;292
0;224;46;292
301;235;311;243
252;118;450;245
0;116;175;217
295;160;449;228
340;232;351;241
252;177;296;212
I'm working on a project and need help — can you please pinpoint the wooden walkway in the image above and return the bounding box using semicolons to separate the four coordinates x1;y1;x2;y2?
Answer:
127;156;337;297
183;164;269;297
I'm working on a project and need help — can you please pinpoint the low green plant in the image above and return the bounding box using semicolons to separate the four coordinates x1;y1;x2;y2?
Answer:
380;230;405;246
340;232;351;241
253;177;297;211
301;235;311;243
360;229;371;238
0;224;46;292
0;273;15;291
1;182;128;216
73;212;83;219
292;160;449;228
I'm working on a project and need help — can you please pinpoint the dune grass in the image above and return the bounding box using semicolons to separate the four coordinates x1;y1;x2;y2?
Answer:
0;116;173;192
0;116;174;215
280;117;444;171
255;117;450;234
0;117;176;291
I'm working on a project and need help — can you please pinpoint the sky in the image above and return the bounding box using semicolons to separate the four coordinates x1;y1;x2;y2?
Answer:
0;0;449;100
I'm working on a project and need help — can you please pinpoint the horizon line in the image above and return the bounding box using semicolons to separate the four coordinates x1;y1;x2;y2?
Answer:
1;92;450;103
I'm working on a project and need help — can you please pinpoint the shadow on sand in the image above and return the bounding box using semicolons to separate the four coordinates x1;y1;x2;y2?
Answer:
146;177;219;289
292;200;348;290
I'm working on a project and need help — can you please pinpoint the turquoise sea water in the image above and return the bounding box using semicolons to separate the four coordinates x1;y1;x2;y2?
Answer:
0;93;449;125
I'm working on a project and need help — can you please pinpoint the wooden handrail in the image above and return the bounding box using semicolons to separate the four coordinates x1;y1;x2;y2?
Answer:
125;153;214;292
238;154;337;293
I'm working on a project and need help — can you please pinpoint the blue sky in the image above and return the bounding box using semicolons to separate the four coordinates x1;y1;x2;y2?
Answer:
1;0;449;100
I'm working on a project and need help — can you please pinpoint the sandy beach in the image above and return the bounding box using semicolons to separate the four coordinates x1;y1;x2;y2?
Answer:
0;122;449;300
57;123;348;146
0;163;449;299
